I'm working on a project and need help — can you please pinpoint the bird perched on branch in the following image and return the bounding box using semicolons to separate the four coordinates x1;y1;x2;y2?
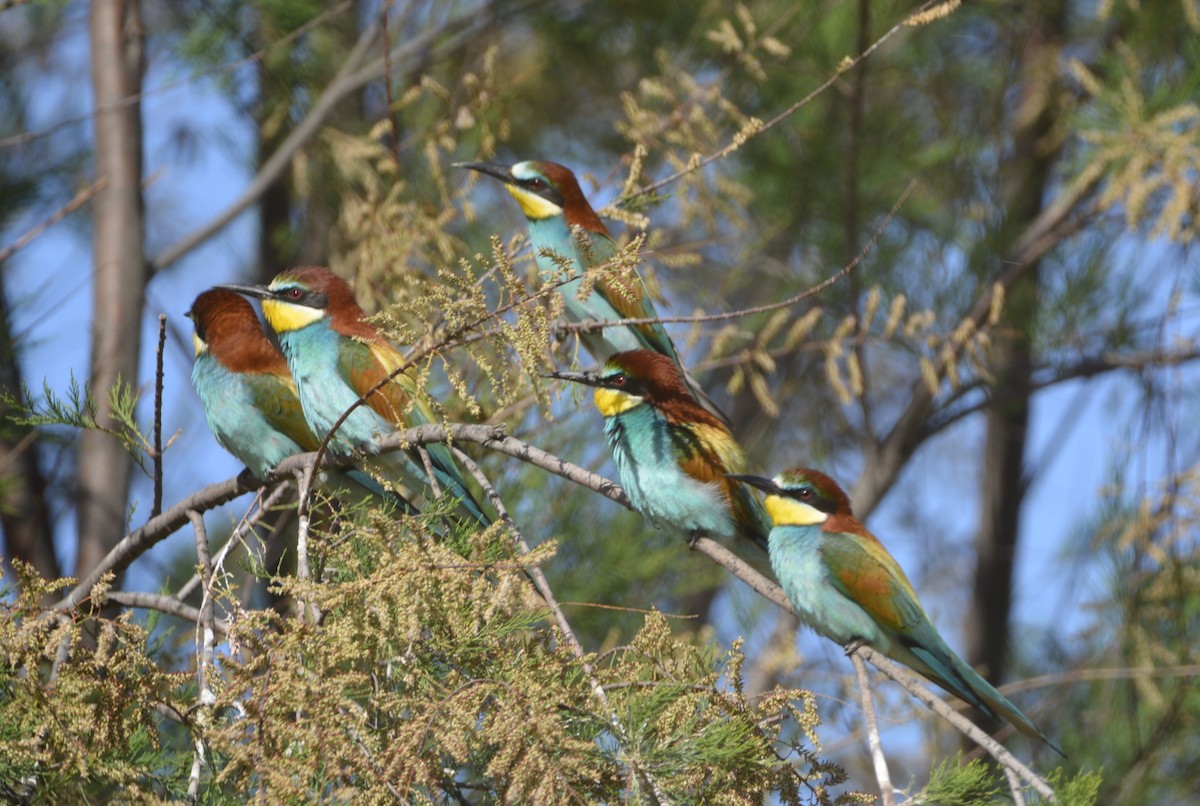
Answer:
187;289;319;482
458;159;677;363
217;267;489;526
546;349;773;579
187;289;400;506
728;467;1062;755
458;158;729;424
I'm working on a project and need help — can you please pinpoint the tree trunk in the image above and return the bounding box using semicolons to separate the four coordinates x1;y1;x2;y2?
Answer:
965;0;1067;710
0;268;60;586
76;0;145;578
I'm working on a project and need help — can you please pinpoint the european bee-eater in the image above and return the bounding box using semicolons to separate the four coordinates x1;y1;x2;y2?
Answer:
729;468;1062;754
458;159;679;363
216;267;489;525
188;289;322;480
187;289;400;505
546;349;773;579
460;158;729;423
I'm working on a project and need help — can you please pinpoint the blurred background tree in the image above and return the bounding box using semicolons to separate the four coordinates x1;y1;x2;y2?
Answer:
0;0;1197;800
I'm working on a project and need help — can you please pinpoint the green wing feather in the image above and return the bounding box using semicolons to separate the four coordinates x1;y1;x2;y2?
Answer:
337;335;489;525
818;532;1061;751
246;371;319;451
819;534;926;635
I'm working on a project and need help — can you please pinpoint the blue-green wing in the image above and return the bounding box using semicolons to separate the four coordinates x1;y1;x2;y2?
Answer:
245;371;319;451
337;336;490;526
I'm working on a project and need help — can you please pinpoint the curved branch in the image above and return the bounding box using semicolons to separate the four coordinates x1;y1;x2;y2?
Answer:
854;646;1057;802
149;13;383;271
150;0;525;272
51;423;623;613
50;417;1059;797
104;590;229;635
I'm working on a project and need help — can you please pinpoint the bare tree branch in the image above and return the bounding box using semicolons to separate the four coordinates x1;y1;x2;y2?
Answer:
152;314;166;517
45;417;1060;795
851;651;896;806
51;424;619;613
149;0;525;272
188;509;215;798
174;482;293;601
104;590;229;635
853;646;1057;802
0;178;107;264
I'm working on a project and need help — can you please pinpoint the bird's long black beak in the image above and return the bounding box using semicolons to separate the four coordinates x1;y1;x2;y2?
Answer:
453;160;517;187
542;369;604;389
215;282;274;301
726;474;782;496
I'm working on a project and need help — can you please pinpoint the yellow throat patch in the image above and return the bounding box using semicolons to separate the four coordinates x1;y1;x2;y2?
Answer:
594;387;641;417
763;494;828;527
505;185;563;220
192;333;207;357
261;297;325;334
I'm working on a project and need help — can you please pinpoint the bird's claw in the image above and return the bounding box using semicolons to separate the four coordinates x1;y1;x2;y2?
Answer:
843;640;865;657
236;467;259;489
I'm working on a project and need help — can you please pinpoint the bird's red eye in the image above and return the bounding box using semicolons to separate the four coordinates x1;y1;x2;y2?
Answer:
612;374;627;387
528;178;545;189
797;489;813;500
287;287;303;299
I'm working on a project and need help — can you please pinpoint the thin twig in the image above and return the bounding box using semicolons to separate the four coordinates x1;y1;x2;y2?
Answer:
0;178;107;264
851;652;896;806
174;482;292;601
292;467;321;625
1004;766;1027;806
560;179;917;331
622;1;949;203
152;314;166;517
417;446;444;498
188;510;216;799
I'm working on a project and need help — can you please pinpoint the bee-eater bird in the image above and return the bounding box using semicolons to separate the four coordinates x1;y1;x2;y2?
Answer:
458;158;729;422
216;268;489;526
728;468;1062;754
188;289;322;480
546;349;773;579
457;159;679;362
187;289;402;506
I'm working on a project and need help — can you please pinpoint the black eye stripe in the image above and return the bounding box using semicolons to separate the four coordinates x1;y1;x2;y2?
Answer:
788;485;837;514
274;288;328;309
523;177;564;207
604;373;645;394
